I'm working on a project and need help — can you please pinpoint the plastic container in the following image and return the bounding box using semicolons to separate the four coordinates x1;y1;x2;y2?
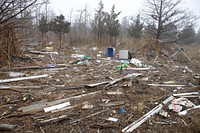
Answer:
119;50;128;59
106;48;115;57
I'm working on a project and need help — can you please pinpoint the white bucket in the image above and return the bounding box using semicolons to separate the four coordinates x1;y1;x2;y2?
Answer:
119;50;128;59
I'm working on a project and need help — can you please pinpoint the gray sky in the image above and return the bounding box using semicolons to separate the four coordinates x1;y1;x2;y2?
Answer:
49;0;200;30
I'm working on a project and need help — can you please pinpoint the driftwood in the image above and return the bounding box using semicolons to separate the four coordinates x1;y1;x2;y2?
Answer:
19;91;101;113
105;73;142;88
0;74;48;83
0;124;16;131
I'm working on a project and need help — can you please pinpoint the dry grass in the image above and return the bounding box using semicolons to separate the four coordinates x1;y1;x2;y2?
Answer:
0;27;20;67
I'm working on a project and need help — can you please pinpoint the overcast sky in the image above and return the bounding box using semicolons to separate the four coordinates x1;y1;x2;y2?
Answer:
49;0;200;30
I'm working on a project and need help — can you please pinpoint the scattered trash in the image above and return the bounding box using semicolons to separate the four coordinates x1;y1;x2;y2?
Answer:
8;72;25;77
159;110;169;117
44;102;70;112
130;58;143;67
82;104;94;109
122;96;174;132
178;105;200;116
119;50;128;59
119;108;125;114
107;117;118;122
46;64;56;68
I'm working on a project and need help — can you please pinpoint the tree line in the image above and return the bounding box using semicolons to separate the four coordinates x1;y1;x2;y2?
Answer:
0;0;199;66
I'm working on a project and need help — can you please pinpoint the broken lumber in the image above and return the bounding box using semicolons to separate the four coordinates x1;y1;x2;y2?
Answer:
105;73;142;88
173;92;199;97
148;84;185;87
85;81;110;87
122;96;174;132
99;101;124;107
19;91;101;113
0;74;48;84
173;43;191;62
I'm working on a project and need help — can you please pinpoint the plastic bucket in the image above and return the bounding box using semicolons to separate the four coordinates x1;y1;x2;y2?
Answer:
119;50;128;59
106;48;115;57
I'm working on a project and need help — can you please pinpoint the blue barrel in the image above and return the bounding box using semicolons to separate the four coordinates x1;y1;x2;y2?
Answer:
106;48;115;57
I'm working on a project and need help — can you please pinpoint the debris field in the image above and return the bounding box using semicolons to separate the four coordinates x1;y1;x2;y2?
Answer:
0;44;200;133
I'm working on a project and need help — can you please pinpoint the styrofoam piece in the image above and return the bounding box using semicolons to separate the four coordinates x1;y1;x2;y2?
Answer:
119;50;128;59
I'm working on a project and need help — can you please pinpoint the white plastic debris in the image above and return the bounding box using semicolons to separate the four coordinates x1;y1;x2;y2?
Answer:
44;102;70;112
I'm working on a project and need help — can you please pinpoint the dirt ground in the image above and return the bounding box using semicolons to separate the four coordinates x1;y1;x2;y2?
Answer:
0;43;200;133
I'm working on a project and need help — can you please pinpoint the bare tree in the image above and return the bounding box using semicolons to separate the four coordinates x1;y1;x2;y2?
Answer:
142;0;197;44
0;0;48;66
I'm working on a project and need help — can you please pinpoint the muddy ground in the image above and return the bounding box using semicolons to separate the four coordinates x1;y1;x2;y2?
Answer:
0;43;200;133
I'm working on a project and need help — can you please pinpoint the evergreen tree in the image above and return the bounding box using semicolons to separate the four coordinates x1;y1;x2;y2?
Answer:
92;0;107;45
128;14;143;39
178;26;196;44
49;14;70;51
38;15;48;39
195;29;200;44
106;4;121;45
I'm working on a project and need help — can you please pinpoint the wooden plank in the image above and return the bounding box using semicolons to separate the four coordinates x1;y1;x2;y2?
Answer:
99;101;125;107
0;124;16;131
85;81;110;87
148;84;185;87
0;74;48;83
19;91;101;113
